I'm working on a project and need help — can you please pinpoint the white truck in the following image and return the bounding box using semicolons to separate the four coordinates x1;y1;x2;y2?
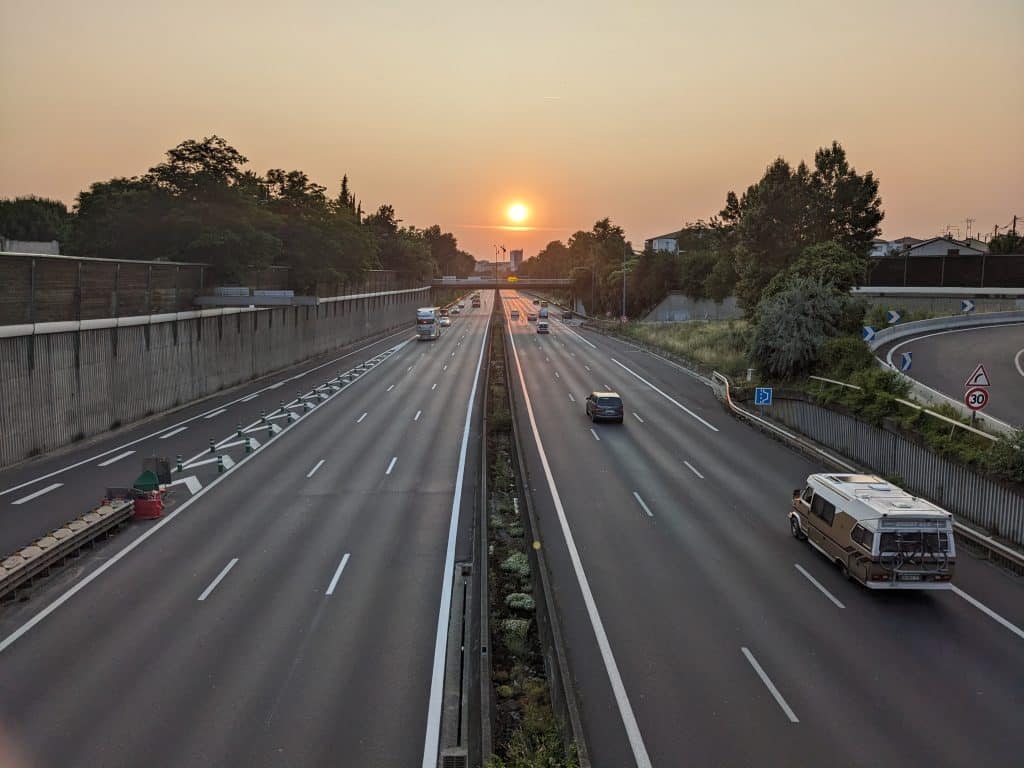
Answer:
416;307;442;340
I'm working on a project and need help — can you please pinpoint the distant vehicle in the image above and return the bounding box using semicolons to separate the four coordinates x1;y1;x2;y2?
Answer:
532;299;539;305
790;474;956;589
439;316;451;327
459;301;466;309
527;312;537;322
471;293;481;308
510;309;520;320
450;306;460;315
507;275;519;283
538;307;549;319
585;391;623;423
441;275;457;282
540;300;548;307
536;320;549;334
416;307;442;340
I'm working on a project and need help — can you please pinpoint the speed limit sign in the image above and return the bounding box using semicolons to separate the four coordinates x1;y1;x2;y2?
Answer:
964;387;989;412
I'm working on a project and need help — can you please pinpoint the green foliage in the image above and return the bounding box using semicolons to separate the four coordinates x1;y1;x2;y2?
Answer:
500;552;531;579
0;196;70;242
988;232;1023;255
816;335;876;379
500;618;532;657
749;278;859;379
863;304;935;327
619;319;750;378
505;592;536;612
989;431;1024;484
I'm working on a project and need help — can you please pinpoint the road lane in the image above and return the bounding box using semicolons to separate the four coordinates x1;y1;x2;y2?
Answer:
0;294;492;767
502;291;1024;767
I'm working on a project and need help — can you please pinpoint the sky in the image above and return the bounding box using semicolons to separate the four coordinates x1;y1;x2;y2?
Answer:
2;0;1022;260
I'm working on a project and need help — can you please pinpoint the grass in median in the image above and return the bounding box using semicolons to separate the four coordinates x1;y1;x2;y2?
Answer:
486;317;578;768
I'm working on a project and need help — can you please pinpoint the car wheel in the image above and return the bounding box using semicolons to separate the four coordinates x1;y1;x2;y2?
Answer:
790;517;805;540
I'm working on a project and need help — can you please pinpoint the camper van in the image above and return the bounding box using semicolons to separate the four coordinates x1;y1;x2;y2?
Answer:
416;307;442;340
790;474;955;589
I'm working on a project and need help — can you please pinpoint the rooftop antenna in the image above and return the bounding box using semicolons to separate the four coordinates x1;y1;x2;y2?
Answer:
965;218;974;240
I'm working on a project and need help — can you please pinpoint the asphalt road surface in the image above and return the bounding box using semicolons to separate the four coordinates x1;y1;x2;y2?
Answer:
0;294;492;767
878;321;1024;427
502;291;1024;767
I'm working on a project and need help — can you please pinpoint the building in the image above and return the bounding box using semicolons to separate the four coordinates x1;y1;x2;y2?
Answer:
509;249;523;271
644;231;680;253
473;260;510;277
901;236;986;258
1;238;60;255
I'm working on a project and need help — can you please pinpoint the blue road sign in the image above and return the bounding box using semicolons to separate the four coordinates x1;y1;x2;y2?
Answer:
961;299;975;313
900;351;912;372
754;387;773;406
862;326;876;342
886;310;902;324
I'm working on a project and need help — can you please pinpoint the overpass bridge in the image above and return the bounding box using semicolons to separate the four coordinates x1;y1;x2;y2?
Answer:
430;277;571;290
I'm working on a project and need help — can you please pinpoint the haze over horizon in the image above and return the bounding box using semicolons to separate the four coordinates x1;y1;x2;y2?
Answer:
2;0;1021;259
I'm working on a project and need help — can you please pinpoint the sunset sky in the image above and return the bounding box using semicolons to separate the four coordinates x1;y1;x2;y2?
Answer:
2;0;1022;259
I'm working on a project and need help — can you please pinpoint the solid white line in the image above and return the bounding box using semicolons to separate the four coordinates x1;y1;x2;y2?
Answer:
240;393;259;403
97;450;135;467
0;327;415;499
632;491;654;517
11;483;63;505
1015;348;1024;378
590;428;601;441
306;459;325;478
568;393;576;402
386;456;397;475
632;412;644;423
560;322;597;349
203;408;227;419
885;322;1024;367
505;324;652;766
952;586;1024;641
611;358;719;432
387;384;395;392
197;558;239;601
421;317;490;768
683;460;704;479
325;553;351;596
357;412;367;423
741;647;800;723
794;564;846;609
414;410;422;421
159;426;187;439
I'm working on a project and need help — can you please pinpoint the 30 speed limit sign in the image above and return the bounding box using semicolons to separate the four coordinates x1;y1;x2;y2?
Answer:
964;387;989;412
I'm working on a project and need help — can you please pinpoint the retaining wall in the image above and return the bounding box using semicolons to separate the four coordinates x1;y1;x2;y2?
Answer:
0;287;428;468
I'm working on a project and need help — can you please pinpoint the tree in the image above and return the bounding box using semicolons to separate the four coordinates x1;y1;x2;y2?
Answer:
806;141;883;256
988;232;1023;254
0;196;70;243
761;240;869;304
145;136;249;198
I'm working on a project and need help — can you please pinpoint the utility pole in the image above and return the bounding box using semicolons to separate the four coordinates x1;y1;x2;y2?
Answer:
621;244;627;320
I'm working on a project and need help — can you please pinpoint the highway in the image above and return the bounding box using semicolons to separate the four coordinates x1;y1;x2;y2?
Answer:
878;321;1024;427
501;291;1024;767
0;294;492;767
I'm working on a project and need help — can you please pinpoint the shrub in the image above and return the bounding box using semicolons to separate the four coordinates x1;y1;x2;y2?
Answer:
505;592;536;613
500;618;531;657
500;552;531;579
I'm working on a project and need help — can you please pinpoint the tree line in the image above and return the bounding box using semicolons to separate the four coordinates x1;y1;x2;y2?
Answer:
0;136;475;291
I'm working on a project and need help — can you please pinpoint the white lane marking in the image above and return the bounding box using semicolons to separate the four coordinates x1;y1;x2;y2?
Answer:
568;393;576;403
611;358;719;432
885;322;1024;368
408;365;413;372
421;312;490;768
267;382;283;390
0;341;403;655
325;553;351;596
584;365;591;371
386;457;398;475
306;459;325;478
554;371;561;379
632;491;654;517
559;322;597;349
0;328;415;500
387;384;395;392
603;384;612;391
203;408;227;419
505;324;652;767
450;351;455;357
443;364;448;371
185;454;235;470
97;450;135;467
546;357;550;362
414;410;422;421
432;383;438;391
683;460;704;479
11;483;63;505
952;586;1024;641
169;476;202;495
632;412;644;423
159;426;187;439
197;558;239;602
357;412;367;423
590;428;601;441
741;647;800;723
794;564;846;609
240;393;259;403
1015;348;1024;378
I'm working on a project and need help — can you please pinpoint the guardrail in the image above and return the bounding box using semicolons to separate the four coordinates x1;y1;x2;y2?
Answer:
713;372;1024;573
0;499;135;601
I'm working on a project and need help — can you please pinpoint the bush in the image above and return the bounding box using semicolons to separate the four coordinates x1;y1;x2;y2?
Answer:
505;592;536;613
500;618;531;657
816;335;876;380
500;552;531;579
989;431;1024;484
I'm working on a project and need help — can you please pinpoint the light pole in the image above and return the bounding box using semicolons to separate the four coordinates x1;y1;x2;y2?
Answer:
621;244;628;320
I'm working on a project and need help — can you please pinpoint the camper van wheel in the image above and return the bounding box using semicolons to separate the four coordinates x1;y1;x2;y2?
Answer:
838;561;851;580
790;517;805;541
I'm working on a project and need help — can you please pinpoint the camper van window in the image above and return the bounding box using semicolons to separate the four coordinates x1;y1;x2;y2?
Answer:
851;524;872;550
811;495;836;526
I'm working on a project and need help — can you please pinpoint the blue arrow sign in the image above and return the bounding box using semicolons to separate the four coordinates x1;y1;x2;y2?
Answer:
961;299;975;313
900;351;912;372
886;310;902;324
862;326;876;342
754;387;773;406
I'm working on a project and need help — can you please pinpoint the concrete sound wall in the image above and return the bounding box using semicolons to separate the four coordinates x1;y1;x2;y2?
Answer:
0;286;429;468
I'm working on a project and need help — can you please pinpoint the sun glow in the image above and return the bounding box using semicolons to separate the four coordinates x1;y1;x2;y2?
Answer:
506;203;528;224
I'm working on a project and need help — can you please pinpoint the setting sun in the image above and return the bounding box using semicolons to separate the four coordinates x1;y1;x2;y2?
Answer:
506;203;528;224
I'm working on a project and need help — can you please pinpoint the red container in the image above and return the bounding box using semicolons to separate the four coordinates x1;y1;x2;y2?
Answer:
132;492;164;520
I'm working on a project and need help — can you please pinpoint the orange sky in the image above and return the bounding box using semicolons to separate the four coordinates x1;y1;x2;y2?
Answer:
2;0;1022;259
